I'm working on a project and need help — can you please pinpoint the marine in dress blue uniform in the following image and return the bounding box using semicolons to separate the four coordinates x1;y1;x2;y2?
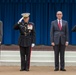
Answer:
14;13;36;71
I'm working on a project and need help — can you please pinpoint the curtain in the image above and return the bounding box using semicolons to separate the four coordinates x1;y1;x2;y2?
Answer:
0;1;76;45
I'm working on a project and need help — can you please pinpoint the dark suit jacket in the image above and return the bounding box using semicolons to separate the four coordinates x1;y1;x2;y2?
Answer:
14;22;36;47
51;20;69;45
0;21;3;43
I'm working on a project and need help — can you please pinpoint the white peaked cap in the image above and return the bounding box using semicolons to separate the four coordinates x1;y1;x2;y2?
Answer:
21;13;30;18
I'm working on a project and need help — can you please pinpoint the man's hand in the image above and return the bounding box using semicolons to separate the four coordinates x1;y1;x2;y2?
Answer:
18;17;24;24
51;42;55;46
65;42;69;46
32;43;35;47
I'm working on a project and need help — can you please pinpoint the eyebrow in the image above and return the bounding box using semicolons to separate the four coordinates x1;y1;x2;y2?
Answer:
57;13;62;14
57;13;61;14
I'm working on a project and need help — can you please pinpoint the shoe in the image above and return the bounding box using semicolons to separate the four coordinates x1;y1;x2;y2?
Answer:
54;69;59;71
60;69;66;71
20;69;26;71
25;68;29;71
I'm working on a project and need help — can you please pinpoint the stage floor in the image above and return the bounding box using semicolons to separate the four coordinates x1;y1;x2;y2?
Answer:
0;66;76;75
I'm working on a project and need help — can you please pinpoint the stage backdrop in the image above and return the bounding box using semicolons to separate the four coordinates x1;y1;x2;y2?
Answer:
0;0;76;45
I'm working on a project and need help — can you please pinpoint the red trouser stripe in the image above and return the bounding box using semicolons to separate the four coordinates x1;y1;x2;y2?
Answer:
29;47;32;69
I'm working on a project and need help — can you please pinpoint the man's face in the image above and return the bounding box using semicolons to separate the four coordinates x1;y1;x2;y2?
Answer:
56;12;63;20
23;17;29;22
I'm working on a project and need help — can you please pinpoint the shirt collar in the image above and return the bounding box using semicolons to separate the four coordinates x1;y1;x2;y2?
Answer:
57;19;62;22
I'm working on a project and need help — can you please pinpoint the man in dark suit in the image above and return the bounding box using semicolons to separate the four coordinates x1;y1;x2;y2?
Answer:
0;21;3;44
51;11;69;71
14;13;36;71
0;21;3;62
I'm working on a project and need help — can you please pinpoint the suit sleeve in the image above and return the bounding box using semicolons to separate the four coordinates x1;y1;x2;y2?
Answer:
65;22;69;42
0;21;3;43
51;22;54;43
31;24;36;43
13;23;21;30
72;25;76;32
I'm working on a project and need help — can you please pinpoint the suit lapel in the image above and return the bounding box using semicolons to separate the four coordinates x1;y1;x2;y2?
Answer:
62;20;64;30
56;20;60;30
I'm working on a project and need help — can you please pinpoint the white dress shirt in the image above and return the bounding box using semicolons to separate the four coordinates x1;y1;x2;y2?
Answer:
57;19;62;27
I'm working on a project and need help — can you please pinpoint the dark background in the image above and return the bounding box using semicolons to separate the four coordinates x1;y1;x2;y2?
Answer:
0;0;76;45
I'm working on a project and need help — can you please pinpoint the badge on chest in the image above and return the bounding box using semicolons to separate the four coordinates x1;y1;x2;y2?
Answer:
27;24;33;30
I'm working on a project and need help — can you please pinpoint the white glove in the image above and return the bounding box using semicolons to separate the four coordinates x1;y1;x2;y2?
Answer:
31;43;35;47
18;17;23;24
65;42;69;46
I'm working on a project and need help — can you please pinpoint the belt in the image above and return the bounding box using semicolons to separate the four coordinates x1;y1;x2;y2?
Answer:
21;32;29;36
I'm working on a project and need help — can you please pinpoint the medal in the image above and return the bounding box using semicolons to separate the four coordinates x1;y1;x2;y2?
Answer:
27;24;33;30
29;30;31;32
25;27;26;30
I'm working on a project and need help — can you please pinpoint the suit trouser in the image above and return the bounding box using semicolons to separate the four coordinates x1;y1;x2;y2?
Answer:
53;38;66;69
20;46;31;70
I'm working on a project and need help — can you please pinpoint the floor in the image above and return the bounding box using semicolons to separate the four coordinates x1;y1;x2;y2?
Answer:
0;66;76;75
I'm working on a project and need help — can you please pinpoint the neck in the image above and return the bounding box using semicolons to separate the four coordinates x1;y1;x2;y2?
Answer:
24;21;28;23
58;18;62;20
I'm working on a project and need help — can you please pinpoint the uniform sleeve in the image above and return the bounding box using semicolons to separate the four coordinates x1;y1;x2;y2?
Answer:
72;25;76;32
31;24;36;43
13;22;21;30
0;21;3;42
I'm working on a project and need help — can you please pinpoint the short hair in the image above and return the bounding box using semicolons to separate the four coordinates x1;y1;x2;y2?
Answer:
56;11;63;15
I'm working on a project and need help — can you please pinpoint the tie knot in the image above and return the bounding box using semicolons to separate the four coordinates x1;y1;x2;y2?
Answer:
59;20;60;22
58;21;60;24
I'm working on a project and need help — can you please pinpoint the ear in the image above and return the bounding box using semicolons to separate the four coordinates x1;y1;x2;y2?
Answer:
62;14;63;17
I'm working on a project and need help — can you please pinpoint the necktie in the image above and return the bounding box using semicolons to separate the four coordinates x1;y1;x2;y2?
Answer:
58;20;62;30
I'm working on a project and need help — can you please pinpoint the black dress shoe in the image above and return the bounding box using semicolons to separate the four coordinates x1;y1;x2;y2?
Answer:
20;69;26;71
54;69;59;71
60;69;66;71
25;68;29;71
